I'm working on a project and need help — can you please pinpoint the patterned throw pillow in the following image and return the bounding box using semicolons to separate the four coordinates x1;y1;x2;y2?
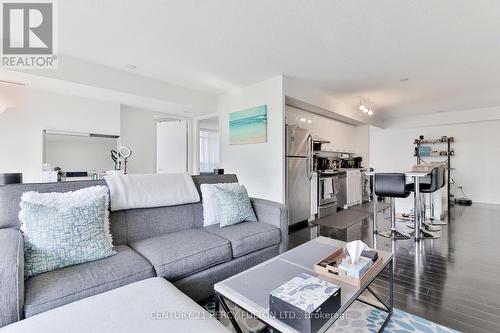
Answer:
200;182;240;226
19;186;115;278
212;184;257;227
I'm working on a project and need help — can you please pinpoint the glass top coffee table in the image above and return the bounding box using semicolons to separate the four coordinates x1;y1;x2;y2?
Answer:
214;236;393;333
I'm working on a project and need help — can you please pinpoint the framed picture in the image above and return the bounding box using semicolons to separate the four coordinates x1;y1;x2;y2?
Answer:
229;105;267;145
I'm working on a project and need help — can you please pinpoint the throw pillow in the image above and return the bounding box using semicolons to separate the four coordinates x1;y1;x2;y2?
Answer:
200;182;240;226
212;184;257;227
19;186;115;278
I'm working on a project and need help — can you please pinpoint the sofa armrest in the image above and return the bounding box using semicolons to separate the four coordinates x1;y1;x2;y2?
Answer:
250;198;288;254
0;228;24;327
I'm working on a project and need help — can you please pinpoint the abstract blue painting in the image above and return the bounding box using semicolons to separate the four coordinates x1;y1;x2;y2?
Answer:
229;105;267;145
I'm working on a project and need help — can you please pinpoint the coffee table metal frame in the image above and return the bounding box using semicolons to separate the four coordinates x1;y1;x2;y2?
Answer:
214;238;394;333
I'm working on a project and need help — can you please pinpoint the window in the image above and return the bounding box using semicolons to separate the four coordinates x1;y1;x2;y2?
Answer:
199;130;219;173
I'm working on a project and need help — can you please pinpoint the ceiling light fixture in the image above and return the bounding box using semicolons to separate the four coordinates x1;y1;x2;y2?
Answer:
125;64;137;70
359;97;375;116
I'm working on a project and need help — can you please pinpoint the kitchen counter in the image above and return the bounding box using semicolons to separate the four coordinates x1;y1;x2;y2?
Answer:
317;169;345;175
338;168;367;171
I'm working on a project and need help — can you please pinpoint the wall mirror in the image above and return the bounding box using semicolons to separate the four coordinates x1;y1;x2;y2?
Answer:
42;130;119;180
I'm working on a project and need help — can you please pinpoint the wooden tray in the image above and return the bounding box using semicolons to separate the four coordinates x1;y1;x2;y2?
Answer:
313;247;384;288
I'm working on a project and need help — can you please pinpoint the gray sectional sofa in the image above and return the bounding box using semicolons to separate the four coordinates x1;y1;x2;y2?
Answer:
0;174;288;328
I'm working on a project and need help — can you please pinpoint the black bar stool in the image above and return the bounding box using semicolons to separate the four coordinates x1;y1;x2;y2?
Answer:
0;173;23;186
406;167;441;238
426;166;447;226
374;173;412;240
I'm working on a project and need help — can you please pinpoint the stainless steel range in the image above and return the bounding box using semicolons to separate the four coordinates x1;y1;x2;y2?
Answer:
317;171;336;218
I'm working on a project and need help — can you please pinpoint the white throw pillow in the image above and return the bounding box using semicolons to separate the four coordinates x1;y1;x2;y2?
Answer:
200;182;239;226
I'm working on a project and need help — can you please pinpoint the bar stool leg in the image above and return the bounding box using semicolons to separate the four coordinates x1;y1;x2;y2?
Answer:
422;193;442;232
373;193;378;234
428;192;447;226
378;198;411;240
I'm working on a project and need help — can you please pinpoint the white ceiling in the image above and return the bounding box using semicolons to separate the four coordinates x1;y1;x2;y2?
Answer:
58;0;500;118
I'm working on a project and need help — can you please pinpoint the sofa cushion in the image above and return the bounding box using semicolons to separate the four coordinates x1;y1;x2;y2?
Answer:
109;203;204;245
6;278;229;333
130;229;232;281
24;245;155;318
204;222;281;258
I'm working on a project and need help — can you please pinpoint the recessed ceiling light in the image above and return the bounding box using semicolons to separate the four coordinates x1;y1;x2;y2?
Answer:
125;64;137;70
400;77;410;82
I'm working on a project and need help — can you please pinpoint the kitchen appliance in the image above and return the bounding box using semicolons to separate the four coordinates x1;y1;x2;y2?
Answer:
315;156;330;171
317;173;338;218
340;157;363;168
340;158;355;168
286;125;313;225
337;171;347;209
361;170;370;203
312;137;330;152
353;157;363;168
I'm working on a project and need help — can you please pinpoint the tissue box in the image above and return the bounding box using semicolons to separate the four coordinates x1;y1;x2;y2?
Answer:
269;273;341;333
313;247;384;288
338;256;373;278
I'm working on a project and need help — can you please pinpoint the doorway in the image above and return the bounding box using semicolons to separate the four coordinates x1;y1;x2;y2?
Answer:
197;116;219;174
156;120;188;173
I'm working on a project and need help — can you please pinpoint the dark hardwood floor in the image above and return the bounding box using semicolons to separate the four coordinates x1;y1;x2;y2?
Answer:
289;203;500;333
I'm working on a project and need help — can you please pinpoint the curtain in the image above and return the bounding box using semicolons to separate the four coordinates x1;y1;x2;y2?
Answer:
199;130;219;172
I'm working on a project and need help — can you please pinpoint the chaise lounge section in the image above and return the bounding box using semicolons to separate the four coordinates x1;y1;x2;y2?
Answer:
0;174;288;327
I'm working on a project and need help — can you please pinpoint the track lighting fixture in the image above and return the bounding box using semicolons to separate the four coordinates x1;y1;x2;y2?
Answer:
359;97;375;116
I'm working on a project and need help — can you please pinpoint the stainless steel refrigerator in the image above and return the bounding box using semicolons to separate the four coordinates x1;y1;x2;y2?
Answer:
286;125;313;225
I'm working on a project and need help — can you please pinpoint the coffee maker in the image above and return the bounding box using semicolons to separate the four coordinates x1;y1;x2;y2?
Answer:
340;156;363;168
315;156;330;171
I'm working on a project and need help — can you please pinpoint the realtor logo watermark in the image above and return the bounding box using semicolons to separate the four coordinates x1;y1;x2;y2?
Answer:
1;0;57;68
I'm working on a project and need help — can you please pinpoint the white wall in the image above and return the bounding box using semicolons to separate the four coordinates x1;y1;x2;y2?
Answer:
218;76;285;203
0;86;120;183
119;106;158;174
285;105;370;167
370;120;500;204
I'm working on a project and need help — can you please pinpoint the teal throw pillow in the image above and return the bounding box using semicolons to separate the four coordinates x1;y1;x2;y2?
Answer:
212;184;257;227
20;186;115;278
